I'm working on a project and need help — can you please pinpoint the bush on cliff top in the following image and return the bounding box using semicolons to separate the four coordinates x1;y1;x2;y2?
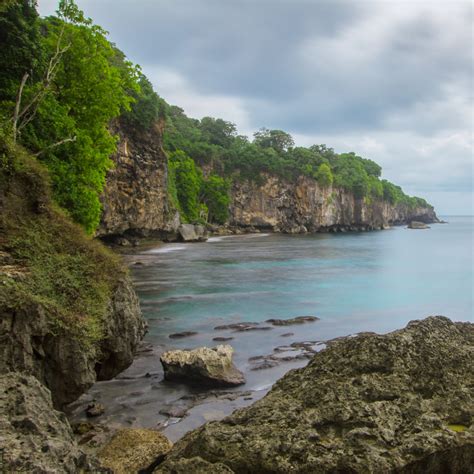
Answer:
0;136;126;347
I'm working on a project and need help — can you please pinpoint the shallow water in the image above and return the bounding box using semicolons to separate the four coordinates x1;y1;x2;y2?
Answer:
69;217;473;440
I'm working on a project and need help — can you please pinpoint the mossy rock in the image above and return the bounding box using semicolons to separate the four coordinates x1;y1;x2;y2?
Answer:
98;429;172;474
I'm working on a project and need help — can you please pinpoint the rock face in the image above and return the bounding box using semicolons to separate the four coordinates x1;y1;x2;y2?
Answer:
160;345;245;387
230;175;438;232
98;428;172;474
0;276;145;408
178;223;208;242
157;317;474;473
0;373;96;473
408;221;431;229
98;118;179;240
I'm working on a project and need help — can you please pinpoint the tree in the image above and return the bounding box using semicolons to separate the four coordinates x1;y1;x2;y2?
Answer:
199;117;237;148
201;175;230;224
253;128;294;153
314;163;333;187
168;150;202;223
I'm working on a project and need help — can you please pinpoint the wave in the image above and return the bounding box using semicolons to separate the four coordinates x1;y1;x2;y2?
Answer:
145;245;187;254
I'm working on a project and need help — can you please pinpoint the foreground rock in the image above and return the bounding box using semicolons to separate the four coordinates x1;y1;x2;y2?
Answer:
157;317;474;473
160;345;245;387
98;428;172;473
408;220;430;229
0;373;96;473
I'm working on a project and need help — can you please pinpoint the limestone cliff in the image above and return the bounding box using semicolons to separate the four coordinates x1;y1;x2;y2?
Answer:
98;118;179;240
231;175;438;233
157;316;474;473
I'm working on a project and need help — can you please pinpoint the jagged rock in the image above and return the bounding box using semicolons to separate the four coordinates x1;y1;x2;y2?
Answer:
408;221;430;229
86;402;105;417
0;373;96;473
98;428;172;474
98;117;179;239
177;223;208;242
156;317;474;473
0;276;145;408
266;315;319;326
160;345;245;387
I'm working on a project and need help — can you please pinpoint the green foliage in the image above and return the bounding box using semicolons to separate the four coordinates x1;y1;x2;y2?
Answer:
0;142;124;347
168;150;203;223
201;175;231;224
11;1;140;233
253;128;295;153
314;163;333;187
0;0;43;117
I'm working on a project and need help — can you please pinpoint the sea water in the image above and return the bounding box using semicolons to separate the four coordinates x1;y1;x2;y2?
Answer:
69;217;473;440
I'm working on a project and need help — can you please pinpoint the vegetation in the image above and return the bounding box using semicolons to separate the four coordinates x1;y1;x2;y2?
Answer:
0;134;125;346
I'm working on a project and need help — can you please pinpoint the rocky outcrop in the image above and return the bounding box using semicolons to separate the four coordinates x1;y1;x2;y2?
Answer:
0;276;145;408
177;223;208;242
98;118;179;240
160;345;245;387
98;428;172;473
408;221;430;229
0;373;96;473
157;317;474;473
230;175;438;232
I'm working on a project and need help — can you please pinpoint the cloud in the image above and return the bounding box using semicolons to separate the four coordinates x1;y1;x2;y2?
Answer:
37;0;473;213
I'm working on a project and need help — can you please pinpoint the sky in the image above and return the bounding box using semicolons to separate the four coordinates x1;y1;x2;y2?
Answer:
38;0;473;215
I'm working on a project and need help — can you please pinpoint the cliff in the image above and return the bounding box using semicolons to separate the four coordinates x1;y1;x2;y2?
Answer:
0;145;146;408
157;316;474;473
230;175;438;233
97;117;179;240
98;124;437;238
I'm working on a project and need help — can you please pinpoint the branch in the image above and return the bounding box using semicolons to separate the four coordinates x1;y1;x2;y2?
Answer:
33;136;77;156
12;72;29;143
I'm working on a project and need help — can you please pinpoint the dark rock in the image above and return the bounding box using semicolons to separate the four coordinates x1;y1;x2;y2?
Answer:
0;373;96;473
159;406;188;418
213;336;234;342
214;322;259;330
160;345;245;387
266;316;319;326
157;317;474;473
280;332;294;337
169;331;198;339
86;402;105;417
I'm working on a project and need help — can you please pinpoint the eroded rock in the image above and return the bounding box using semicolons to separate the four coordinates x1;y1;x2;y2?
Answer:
157;317;474;473
266;315;319;326
160;345;245;387
408;221;430;229
0;373;96;473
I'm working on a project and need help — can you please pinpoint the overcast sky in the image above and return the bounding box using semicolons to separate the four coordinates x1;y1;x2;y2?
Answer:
38;0;473;215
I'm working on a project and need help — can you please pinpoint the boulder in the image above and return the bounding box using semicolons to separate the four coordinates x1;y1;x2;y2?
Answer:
98;428;172;474
408;221;430;229
160;345;245;387
0;373;96;473
156;317;474;473
178;224;208;242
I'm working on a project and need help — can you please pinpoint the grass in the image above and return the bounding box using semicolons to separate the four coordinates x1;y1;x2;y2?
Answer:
0;137;126;348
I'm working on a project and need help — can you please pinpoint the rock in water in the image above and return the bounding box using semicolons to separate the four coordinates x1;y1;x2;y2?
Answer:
156;317;474;473
0;373;95;473
98;428;172;474
160;345;245;387
408;220;430;229
178;224;208;242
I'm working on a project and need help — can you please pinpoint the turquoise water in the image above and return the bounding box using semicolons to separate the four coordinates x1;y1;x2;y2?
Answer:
70;217;473;439
134;216;472;350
